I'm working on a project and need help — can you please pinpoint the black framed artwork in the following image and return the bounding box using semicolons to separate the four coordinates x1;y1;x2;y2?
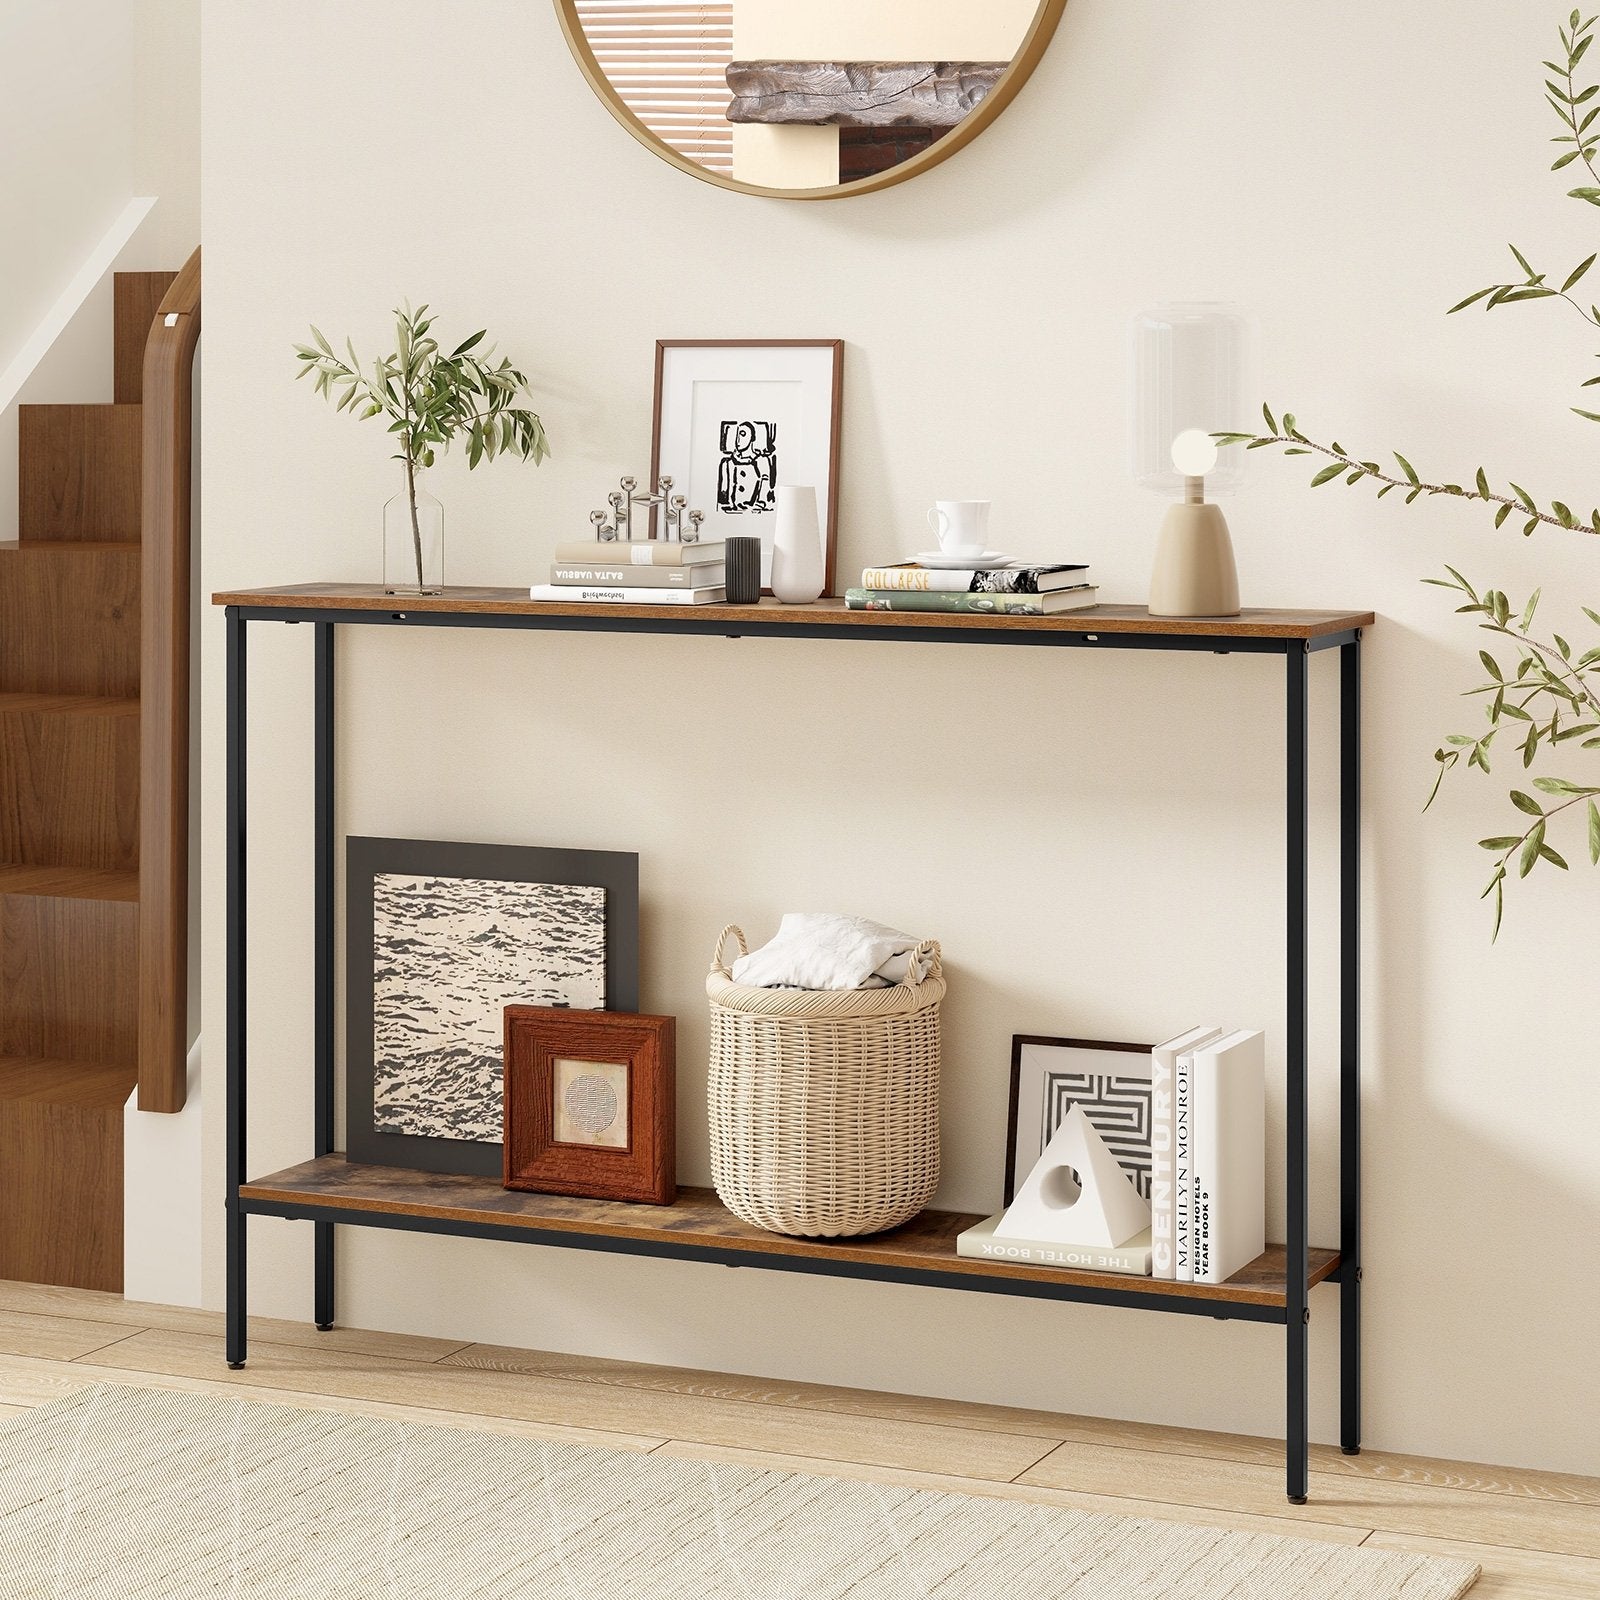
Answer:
346;836;639;1177
1004;1035;1155;1206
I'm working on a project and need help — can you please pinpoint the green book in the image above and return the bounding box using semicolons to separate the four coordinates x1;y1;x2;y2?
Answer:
844;586;1098;616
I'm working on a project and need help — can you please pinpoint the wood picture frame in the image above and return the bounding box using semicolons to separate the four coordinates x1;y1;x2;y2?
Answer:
1004;1035;1155;1206
346;837;640;1180
649;339;843;597
504;1007;676;1205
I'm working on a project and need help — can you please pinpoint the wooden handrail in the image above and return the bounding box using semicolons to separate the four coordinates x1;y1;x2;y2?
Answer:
137;248;200;1113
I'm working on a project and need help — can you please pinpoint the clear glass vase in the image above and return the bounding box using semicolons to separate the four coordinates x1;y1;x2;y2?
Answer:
383;471;444;594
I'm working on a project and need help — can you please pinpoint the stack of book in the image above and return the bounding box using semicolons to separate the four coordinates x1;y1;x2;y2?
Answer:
844;561;1098;615
529;540;727;605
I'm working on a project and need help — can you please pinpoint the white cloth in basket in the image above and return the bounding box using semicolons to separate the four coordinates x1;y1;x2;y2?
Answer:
729;913;933;991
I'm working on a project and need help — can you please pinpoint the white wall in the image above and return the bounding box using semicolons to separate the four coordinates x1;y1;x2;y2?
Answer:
200;0;1600;1475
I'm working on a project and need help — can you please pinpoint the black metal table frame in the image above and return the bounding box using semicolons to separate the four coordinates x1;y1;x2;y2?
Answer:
223;602;1363;1504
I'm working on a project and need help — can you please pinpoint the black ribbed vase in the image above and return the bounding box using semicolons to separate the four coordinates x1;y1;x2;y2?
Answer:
723;535;762;604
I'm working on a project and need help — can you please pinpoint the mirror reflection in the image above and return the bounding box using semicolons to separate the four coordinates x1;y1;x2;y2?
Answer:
571;1;1048;191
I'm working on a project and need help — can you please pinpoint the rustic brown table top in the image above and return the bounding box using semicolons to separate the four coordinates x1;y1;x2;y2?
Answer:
212;585;1374;642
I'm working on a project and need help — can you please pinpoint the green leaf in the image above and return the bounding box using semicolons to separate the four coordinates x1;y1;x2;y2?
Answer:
1511;243;1537;275
1520;821;1546;876
1510;789;1545;816
1310;464;1345;486
1395;453;1420;484
1475;467;1491;496
1565;253;1598;290
1262;403;1278;434
1495;502;1513;527
1568;185;1600;203
1449;287;1497;312
1589;798;1600;862
1541;844;1571;868
1480;650;1503;680
1479;836;1523;850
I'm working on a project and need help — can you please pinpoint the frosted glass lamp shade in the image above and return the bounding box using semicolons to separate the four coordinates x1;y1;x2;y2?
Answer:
1132;304;1253;496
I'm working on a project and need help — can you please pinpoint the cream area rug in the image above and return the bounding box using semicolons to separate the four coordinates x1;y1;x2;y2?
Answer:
0;1387;1478;1599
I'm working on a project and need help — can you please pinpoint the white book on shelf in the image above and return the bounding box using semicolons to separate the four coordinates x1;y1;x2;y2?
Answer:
1149;1026;1223;1281
1173;1044;1200;1283
1191;1029;1266;1285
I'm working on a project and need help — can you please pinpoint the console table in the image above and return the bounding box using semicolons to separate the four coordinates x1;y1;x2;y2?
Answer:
214;585;1371;1504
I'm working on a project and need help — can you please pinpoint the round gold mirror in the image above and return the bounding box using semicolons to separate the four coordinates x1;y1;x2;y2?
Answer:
555;1;1068;199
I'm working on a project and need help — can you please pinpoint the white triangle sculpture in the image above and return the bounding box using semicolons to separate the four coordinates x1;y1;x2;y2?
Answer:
993;1105;1151;1249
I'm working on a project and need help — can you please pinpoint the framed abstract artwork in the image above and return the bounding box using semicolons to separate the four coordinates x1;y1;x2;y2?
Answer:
650;339;843;595
1004;1036;1155;1207
346;837;639;1178
503;1007;676;1205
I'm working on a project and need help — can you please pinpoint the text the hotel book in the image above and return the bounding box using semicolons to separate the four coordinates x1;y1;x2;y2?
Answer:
528;584;727;605
956;1215;1153;1277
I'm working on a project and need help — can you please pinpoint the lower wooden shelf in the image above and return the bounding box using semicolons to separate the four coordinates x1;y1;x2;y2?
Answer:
240;1156;1339;1321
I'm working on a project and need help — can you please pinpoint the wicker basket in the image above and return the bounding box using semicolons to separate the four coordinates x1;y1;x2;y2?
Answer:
706;924;945;1238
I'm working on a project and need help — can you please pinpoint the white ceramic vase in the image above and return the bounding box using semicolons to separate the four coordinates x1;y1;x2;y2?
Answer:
770;484;825;604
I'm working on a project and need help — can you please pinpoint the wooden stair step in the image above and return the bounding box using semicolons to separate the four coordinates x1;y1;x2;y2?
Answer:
0;884;136;1068
113;272;178;404
0;1056;133;1292
0;541;139;697
18;404;142;540
0;692;139;870
0;864;139;903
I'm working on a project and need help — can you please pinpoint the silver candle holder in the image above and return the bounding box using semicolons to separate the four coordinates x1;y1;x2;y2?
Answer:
588;474;705;541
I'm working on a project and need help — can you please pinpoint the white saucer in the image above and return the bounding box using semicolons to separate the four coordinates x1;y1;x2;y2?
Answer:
913;550;1014;571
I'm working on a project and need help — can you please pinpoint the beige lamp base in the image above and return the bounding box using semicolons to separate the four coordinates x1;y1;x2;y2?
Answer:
1148;502;1241;618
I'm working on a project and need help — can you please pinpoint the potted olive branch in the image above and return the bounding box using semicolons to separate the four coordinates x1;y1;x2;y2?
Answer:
294;304;549;594
1215;8;1600;935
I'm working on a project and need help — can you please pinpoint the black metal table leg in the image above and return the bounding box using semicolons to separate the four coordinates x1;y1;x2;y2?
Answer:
1285;643;1310;1502
225;609;249;1369
1340;638;1362;1454
313;623;337;1331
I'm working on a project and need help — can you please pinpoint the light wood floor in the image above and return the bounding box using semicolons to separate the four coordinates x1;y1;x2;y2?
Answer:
0;1281;1593;1597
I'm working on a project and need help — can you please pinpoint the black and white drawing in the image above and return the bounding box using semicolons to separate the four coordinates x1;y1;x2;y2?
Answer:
1006;1037;1154;1205
1037;1069;1154;1199
372;874;606;1144
346;837;640;1178
716;420;777;513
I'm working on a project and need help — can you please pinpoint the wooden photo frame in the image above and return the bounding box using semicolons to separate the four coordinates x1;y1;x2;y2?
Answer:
1005;1035;1155;1207
346;837;640;1179
504;1007;676;1205
650;339;843;597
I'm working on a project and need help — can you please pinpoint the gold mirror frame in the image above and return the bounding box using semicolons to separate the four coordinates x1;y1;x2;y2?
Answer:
553;0;1069;201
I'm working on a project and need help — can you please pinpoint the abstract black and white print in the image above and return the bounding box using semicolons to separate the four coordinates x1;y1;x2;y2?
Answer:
1038;1071;1154;1198
372;873;606;1144
716;419;777;513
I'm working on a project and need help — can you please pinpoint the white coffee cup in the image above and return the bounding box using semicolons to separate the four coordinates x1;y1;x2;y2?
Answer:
927;500;990;555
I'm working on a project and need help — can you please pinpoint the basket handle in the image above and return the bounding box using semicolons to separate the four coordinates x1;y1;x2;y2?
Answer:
711;924;749;978
901;938;942;986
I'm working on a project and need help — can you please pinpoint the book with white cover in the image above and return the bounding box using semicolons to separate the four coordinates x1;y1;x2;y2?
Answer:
958;1215;1153;1277
1148;1026;1223;1281
551;540;725;566
1173;1045;1199;1282
1191;1029;1266;1285
551;562;725;588
528;584;726;605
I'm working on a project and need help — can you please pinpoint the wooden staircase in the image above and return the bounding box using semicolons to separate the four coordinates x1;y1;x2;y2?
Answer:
0;270;178;1291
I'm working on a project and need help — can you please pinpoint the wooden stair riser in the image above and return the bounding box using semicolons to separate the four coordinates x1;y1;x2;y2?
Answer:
0;1093;125;1291
113;273;178;405
18;405;142;540
0;700;139;869
0;895;137;1067
0;545;139;697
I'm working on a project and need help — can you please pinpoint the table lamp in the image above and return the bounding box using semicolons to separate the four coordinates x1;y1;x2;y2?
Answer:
1132;304;1250;618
